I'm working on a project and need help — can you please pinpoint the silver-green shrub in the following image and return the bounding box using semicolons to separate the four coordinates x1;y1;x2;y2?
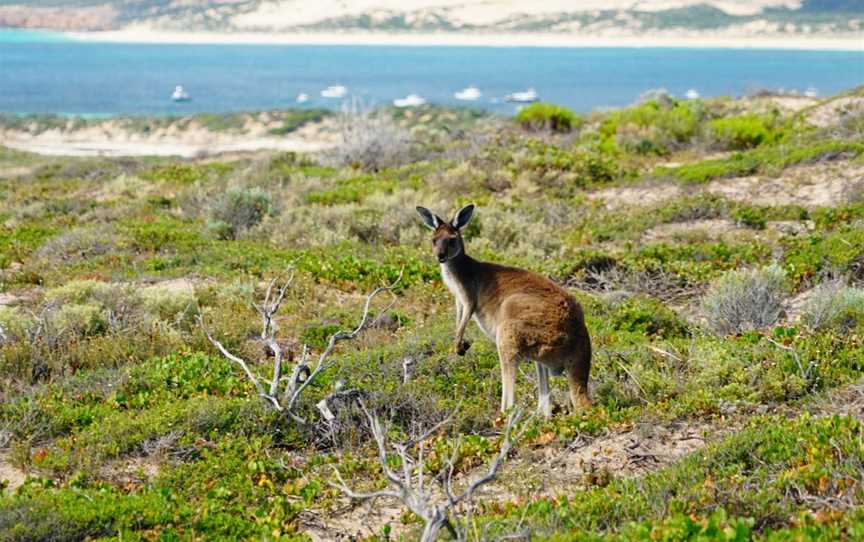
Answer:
208;187;275;240
328;102;412;171
801;280;864;331
702;265;787;335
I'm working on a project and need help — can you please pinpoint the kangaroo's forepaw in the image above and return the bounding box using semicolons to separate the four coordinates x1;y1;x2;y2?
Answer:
456;339;472;356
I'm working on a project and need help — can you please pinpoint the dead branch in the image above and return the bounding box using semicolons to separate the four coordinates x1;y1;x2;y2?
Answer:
331;402;526;542
767;338;817;386
199;270;402;425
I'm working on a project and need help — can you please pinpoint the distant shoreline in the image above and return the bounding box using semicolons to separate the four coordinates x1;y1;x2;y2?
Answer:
66;30;864;51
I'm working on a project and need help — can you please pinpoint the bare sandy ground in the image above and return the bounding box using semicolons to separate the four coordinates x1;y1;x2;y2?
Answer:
2;138;331;158
0;451;26;493
0;118;339;158
68;30;864;51
305;378;864;540
589;160;864;211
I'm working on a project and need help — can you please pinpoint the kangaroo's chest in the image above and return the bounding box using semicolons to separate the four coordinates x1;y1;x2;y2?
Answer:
441;265;468;306
441;265;497;340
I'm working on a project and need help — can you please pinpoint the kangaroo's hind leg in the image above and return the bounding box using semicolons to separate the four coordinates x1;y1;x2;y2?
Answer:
536;362;552;417
496;323;520;413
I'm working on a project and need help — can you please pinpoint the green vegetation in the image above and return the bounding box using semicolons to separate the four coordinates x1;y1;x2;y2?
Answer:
1;89;864;540
515;103;582;133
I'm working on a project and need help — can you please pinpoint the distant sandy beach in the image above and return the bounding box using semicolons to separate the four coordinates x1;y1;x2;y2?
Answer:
68;30;864;51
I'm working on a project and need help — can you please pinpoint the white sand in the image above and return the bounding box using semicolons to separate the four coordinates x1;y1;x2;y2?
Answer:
67;30;864;51
3;138;332;158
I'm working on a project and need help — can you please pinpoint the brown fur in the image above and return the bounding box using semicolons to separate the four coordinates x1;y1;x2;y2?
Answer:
419;205;591;415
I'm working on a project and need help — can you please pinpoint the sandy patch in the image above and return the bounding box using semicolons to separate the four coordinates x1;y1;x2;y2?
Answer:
817;382;864;422
587;181;683;210
0;292;21;306
98;456;162;490
642;218;745;242
642;218;813;243
141;277;196;295
589;160;863;211
1;117;339;158
3;138;332;158
304;419;720;540
707;161;864;207
69;30;864;51
0;166;35;179
769;96;820;113
0;451;27;493
806;96;864;128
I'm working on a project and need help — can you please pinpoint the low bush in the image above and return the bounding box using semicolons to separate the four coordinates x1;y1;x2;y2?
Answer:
706;114;780;150
801;281;864;331
34;226;122;263
606;295;690;338
329;104;413;171
0;307;31;343
731;205;767;229
515;103;582;133
702;264;788;334
601;98;705;155
208;187;275;240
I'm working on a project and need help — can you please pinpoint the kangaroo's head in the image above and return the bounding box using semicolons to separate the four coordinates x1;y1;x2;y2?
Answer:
416;204;475;264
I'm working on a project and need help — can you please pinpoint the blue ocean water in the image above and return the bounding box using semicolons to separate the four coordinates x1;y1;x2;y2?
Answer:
1;29;862;115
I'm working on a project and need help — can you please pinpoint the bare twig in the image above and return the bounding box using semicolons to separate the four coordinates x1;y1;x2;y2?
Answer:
332;403;526;542
768;338;817;385
200;269;402;426
284;270;403;421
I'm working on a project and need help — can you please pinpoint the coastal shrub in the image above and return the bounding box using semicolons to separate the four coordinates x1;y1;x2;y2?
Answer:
706;114;779;150
601;98;704;155
517;140;625;187
702;264;788;335
49;303;107;337
329;103;413;171
208;187;275;240
45;280;130;306
0;307;31;343
607;296;690;338
34;226;122;263
731;205;767;229
515;103;581;133
801;281;864;331
140;285;197;328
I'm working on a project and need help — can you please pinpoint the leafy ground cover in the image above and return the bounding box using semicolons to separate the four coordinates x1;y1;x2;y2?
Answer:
1;88;863;541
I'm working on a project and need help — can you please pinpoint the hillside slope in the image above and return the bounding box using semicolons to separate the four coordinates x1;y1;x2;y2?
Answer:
1;0;862;37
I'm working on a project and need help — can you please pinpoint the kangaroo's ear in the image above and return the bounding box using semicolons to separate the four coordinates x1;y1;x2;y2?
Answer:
416;206;441;230
451;204;475;230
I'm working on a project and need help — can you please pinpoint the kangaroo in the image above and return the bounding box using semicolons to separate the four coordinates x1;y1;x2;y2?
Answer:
416;204;591;416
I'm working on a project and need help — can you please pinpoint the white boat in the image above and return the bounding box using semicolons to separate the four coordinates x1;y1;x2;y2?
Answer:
454;86;482;101
393;94;426;108
685;88;700;100
804;86;818;98
321;85;347;98
505;88;538;103
171;85;191;102
296;92;309;104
